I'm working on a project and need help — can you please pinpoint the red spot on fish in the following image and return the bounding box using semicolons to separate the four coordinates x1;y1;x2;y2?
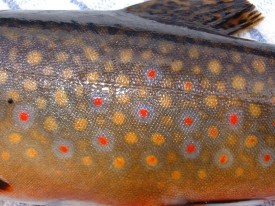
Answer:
139;108;149;118
219;154;228;164
229;113;238;125
147;69;156;79
93;97;103;107
183;117;193;126
59;145;69;153
272;120;275;127
183;81;193;92
19;111;29;122
98;136;109;146
186;144;196;153
263;153;272;162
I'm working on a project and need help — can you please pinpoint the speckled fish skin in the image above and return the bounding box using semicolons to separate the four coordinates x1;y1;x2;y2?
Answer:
0;2;274;206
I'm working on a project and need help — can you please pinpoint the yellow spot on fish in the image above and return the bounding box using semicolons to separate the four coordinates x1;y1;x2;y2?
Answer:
56;52;69;62
23;79;37;91
192;65;201;74
9;47;17;62
54;89;68;107
216;81;225;92
26;50;42;65
120;49;133;63
138;88;148;98
7;90;20;102
117;94;130;104
43;66;54;76
84;47;99;61
36;97;47;109
145;155;158;167
81;156;93;166
113;156;126;169
104;60;114;72
26;148;38;158
159;41;174;54
0;70;7;84
235;167;244;177
166;151;178;163
159;95;172;108
8;132;22;144
74;118;88;131
208;60;221;75
161;116;173;126
171;60;183;72
87;72;99;83
113;112;125;125
188;47;199;59
151;133;165;146
171;170;181;180
142;50;152;59
116;75;130;86
124;132;138;144
244;135;258;148
232;52;241;63
75;85;84;97
1;151;10;161
249;104;261;117
227;134;237;146
253;81;264;94
198;169;207;180
201;78;210;89
232;75;246;90
252;58;266;73
265;136;275;147
62;68;73;80
204;95;218;108
44;116;58;131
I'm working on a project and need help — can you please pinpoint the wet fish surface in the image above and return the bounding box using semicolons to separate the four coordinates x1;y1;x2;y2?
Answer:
0;0;274;205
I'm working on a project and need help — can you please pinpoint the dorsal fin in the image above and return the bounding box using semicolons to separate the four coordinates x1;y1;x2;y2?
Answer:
126;0;263;35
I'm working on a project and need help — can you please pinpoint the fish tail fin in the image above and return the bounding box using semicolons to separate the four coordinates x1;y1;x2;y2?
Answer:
126;0;263;35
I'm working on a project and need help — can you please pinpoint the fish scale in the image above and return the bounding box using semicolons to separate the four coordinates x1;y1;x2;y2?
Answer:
0;0;274;205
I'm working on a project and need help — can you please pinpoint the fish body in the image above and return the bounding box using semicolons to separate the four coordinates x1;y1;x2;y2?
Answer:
0;0;274;205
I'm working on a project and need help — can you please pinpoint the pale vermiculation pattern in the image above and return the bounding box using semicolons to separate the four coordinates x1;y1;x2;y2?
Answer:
0;16;273;205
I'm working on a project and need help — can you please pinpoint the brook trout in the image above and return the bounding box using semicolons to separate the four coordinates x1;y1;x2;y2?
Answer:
0;0;274;205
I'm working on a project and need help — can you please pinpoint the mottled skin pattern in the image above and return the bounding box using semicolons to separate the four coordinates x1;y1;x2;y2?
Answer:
0;5;274;206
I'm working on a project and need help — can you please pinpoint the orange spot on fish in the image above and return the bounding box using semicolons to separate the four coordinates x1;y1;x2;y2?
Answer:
19;111;29;122
98;136;109;146
229;113;238;125
186;144;196;153
146;155;158;167
263;153;272;162
139;108;149;118
59;145;69;153
183;117;193;126
93;97;103;107
147;69;156;79
208;126;219;139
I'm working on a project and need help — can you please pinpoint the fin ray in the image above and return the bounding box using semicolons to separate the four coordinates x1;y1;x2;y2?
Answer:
126;0;263;35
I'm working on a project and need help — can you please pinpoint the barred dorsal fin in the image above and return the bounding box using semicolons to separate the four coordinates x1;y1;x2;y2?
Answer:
126;0;263;35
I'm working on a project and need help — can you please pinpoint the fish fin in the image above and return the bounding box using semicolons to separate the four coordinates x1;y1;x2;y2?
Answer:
126;0;263;35
0;178;12;192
